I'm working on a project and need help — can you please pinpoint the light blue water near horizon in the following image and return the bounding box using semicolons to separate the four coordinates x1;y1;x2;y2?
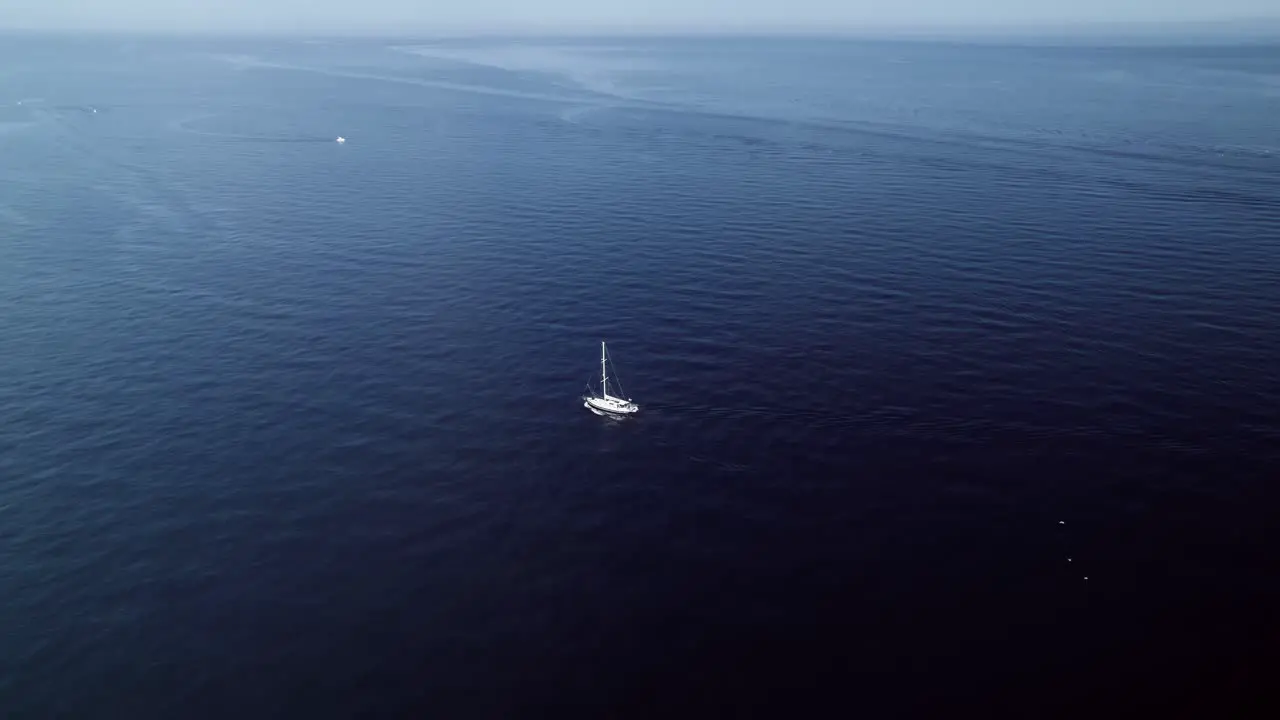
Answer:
1;34;1279;717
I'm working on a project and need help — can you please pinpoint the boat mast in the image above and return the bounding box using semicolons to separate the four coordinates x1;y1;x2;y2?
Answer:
601;341;608;398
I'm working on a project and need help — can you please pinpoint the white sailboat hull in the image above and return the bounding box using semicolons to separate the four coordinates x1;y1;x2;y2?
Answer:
584;395;638;415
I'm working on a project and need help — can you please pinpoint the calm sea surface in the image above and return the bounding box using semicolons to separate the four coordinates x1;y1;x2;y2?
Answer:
1;34;1278;717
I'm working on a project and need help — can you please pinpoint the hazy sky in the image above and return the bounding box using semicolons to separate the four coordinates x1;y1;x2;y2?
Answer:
4;0;1280;34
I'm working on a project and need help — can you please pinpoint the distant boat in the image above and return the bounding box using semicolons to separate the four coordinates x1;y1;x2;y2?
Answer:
335;136;346;143
584;341;639;416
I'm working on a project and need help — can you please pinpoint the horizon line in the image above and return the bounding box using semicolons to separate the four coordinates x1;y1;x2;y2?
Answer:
3;17;1280;41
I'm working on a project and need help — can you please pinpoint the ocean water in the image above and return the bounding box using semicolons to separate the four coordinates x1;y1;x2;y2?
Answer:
1;34;1278;717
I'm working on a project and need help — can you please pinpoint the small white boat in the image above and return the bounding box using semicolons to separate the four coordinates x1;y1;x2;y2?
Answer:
335;136;346;143
584;341;638;416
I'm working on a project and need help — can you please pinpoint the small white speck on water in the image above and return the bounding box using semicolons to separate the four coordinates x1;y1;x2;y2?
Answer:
1058;521;1065;525
1068;558;1073;562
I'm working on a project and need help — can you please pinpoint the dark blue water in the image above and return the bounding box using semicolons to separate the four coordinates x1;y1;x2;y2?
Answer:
2;34;1278;717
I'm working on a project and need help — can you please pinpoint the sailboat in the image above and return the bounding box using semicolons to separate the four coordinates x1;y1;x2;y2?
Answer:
584;341;639;416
